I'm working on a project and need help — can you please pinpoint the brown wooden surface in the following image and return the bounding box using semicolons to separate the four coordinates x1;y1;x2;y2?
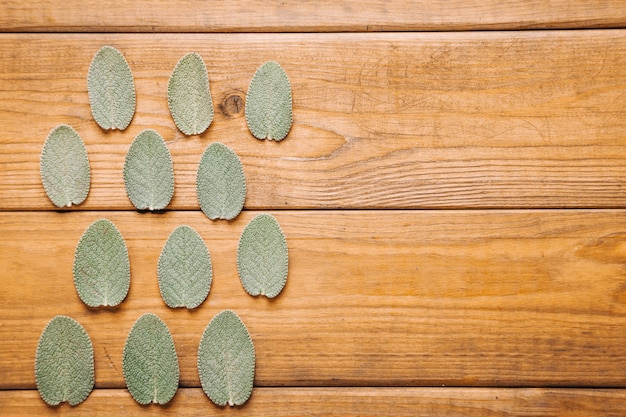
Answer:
1;210;625;390
1;0;625;32
2;388;626;416
1;32;625;211
2;1;626;415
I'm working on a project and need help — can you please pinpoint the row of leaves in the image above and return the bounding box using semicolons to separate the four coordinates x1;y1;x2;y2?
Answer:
35;311;255;407
41;126;248;219
74;215;288;309
88;46;293;139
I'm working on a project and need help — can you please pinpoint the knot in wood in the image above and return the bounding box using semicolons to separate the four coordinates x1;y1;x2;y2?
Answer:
220;92;244;118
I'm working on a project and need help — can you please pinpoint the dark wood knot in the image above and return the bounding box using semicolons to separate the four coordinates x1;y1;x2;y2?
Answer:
220;92;244;118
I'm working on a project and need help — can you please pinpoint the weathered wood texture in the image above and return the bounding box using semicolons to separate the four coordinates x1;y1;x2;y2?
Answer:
1;0;625;32
1;210;625;390
2;388;626;416
2;1;626;414
1;32;625;210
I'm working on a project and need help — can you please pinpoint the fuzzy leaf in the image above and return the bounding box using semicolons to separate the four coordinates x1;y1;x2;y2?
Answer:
123;313;179;405
168;52;214;135
237;214;288;298
196;142;246;220
35;315;94;406
40;124;91;208
245;61;292;141
87;46;136;130
158;225;212;309
123;129;174;211
73;218;130;307
198;310;255;407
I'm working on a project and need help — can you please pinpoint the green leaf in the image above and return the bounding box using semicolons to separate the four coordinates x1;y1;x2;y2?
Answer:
158;225;212;309
40;124;91;208
123;313;179;405
198;310;255;407
245;61;293;141
196;142;246;220
35;315;94;406
237;214;288;298
123;129;174;211
73;218;130;307
87;46;136;130
167;52;214;135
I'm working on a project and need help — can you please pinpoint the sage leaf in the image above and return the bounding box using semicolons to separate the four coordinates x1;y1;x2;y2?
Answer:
198;310;255;407
123;129;174;211
196;142;246;220
245;61;292;141
237;214;288;298
158;225;212;309
73;218;130;307
123;313;179;405
87;45;136;130
35;315;94;406
168;52;214;135
40;124;91;208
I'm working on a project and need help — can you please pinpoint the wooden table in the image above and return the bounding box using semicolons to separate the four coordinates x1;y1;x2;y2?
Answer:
1;1;626;415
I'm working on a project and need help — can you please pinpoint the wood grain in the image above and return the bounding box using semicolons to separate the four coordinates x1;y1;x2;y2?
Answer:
1;210;625;389
2;388;626;416
3;1;624;415
1;1;625;32
0;32;625;210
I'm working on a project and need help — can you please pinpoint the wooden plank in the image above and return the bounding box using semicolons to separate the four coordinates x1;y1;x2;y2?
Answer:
1;1;625;32
1;210;625;389
2;388;626;416
1;32;625;210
